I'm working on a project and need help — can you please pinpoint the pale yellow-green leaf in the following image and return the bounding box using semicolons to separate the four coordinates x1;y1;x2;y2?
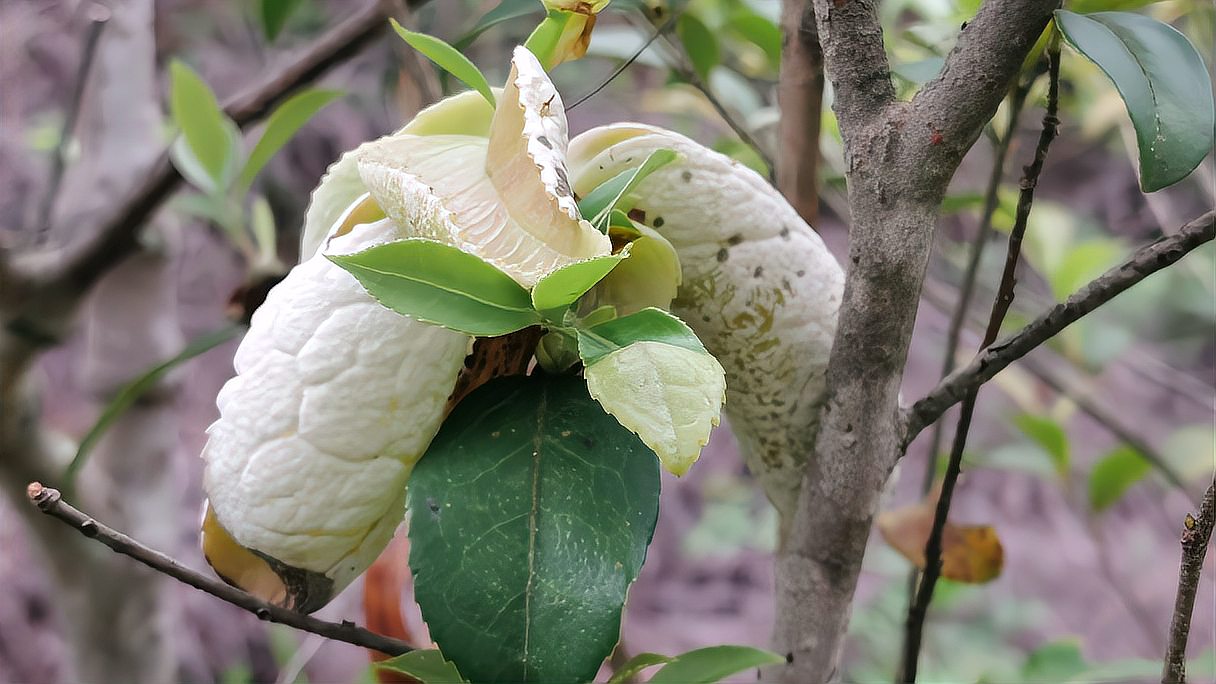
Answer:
591;224;681;315
585;341;725;476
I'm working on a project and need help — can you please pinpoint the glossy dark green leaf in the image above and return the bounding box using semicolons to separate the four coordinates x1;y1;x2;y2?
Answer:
1055;10;1215;191
239;89;342;191
259;0;303;41
377;650;468;684
328;239;541;336
531;253;626;314
169;60;235;186
677;14;720;82
63;325;243;490
1088;445;1151;511
408;375;661;684
646;645;785;683
577;307;706;366
391;20;496;107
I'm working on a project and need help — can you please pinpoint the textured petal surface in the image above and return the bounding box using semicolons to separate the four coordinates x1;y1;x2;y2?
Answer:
569;124;845;516
202;218;469;605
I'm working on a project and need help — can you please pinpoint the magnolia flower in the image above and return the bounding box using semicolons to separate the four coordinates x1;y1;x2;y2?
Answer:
201;44;843;612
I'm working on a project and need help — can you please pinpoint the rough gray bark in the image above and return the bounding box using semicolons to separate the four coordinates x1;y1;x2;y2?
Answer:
772;1;1059;680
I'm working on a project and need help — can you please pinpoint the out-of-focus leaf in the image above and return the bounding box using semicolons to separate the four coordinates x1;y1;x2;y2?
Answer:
646;645;785;684
1021;640;1088;682
249;195;280;269
1088;445;1151;511
377;650;468;684
727;11;781;68
169;60;234;186
606;653;673;684
1055;10;1215;191
329;238;541;336
63;325;243;489
877;494;1004;583
1013;414;1070;477
390;20;496;107
239;89;342;191
892;57;945;84
1048;239;1123;301
259;0;304;41
677;14;720;82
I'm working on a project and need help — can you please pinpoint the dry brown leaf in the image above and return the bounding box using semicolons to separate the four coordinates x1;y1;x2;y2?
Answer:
877;499;1004;584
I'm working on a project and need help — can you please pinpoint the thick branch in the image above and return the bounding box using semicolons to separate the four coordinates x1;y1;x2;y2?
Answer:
809;0;894;136
26;483;413;657
905;210;1216;443
15;0;396;298
909;0;1058;183
1163;477;1216;684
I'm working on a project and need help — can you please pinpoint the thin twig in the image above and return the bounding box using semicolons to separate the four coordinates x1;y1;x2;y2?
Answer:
566;12;678;111
905;79;1032;617
899;39;1062;684
25;482;413;657
13;0;395;299
1163;477;1216;684
903;209;1216;446
34;4;110;241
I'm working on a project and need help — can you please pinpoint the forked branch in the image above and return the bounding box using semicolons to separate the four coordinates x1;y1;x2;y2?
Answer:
904;209;1216;444
26;483;413;657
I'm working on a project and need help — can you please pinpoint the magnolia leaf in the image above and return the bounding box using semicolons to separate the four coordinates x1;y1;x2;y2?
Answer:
64;325;243;490
239;89;342;191
577;307;706;365
677;14;720;82
579;149;678;231
259;0;304;41
329;238;541;336
728;11;781;69
169;61;234;186
1088;445;1151;512
391;20;496;107
607;653;673;684
531;252;627;314
592;224;681;315
876;498;1004;584
408;375;660;684
1055;10;1215;192
378;650;468;684
647;645;785;684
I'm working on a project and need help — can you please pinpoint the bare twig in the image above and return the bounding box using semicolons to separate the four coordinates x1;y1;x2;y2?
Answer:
34;4;110;240
904;209;1216;445
1163;477;1216;684
900;39;1061;683
12;0;395;299
905;79;1031;617
566;12;677;111
25;483;413;657
776;0;823;223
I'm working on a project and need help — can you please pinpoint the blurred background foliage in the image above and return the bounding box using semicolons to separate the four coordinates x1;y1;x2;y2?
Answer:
0;0;1212;682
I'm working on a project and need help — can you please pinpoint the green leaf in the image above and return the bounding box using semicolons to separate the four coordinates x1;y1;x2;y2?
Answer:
728;11;781;69
607;653;673;684
531;253;626;314
169;60;235;186
456;0;544;49
259;0;303;41
646;645;785;684
1088;445;1151;511
249;195;280;269
1054;10;1215;192
390;20;496;107
1022;640;1088;683
579;309;725;476
591;225;681;316
63;325;243;490
579;149;678;231
677;14;720;82
408;374;661;684
328;239;541;336
576;307;706;366
1013;414;1070;477
239;89;342;191
378;650;468;684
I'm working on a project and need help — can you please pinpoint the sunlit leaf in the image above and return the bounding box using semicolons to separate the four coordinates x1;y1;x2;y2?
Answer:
239;89;342;191
1088;445;1151;511
390;20;496;107
531;252;627;315
408;375;660;684
646;645;785;684
329;238;541;336
1055;10;1215;191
